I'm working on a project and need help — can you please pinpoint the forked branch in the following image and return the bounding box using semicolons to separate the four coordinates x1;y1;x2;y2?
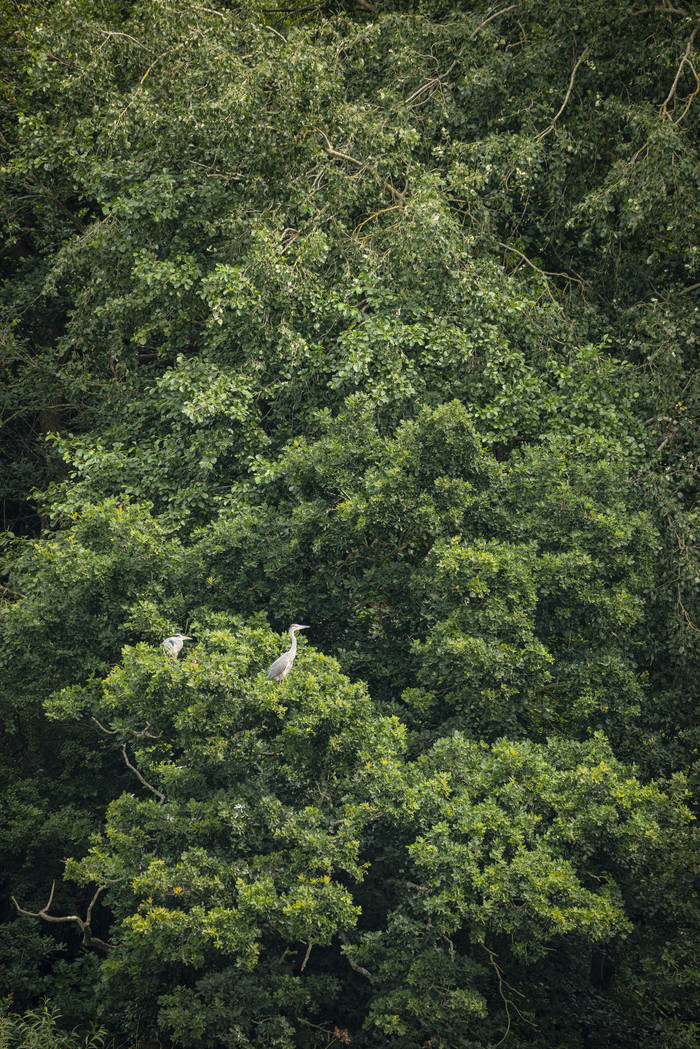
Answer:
13;881;111;953
660;25;699;122
93;716;162;740
480;940;538;1045
312;128;406;205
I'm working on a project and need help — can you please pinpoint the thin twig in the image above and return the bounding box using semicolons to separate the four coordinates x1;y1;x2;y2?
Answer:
122;743;165;803
498;241;593;297
405;60;457;106
94;718;162;740
312;128;405;205
96;29;150;50
480;941;538;1045
192;5;228;16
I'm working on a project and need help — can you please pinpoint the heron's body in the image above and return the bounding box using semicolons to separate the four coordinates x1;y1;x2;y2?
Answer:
162;634;193;659
266;624;309;681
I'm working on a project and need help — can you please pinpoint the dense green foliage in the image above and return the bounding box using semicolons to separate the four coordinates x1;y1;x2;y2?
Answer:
1;0;699;1046
0;1001;104;1049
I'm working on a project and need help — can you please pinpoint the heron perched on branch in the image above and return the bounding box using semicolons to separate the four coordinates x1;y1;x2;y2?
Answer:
162;634;192;660
266;624;309;682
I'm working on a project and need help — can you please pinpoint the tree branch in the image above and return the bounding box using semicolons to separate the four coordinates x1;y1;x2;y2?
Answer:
480;940;538;1045
192;5;228;17
301;941;313;971
660;25;699;122
262;3;322;13
470;4;519;40
93;717;119;735
95;29;150;50
405;61;457;107
312;128;406;205
498;240;596;298
13;881;111;953
339;931;372;979
94;717;162;740
536;48;589;141
122;743;165;803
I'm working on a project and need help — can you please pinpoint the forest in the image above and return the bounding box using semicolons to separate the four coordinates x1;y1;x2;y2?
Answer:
0;1;699;1046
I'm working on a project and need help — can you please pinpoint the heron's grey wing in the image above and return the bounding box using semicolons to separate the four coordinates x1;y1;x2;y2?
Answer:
266;652;290;680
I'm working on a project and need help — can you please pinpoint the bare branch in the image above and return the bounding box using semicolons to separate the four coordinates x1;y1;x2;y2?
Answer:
387;877;432;893
301;941;313;970
660;26;699;121
192;5;228;17
311;128;405;205
93;717;119;735
139;49;176;87
96;29;150;50
353;203;404;239
470;4;519;40
131;722;163;739
633;4;689;15
405;60;457;107
657;427;679;452
498;241;595;297
480;940;538;1045
122;743;166;803
262;3;322;13
85;883;107;930
314;127;365;169
536;48;590;141
94;718;162;740
339;931;372;980
498;244;559;303
13;882;111;953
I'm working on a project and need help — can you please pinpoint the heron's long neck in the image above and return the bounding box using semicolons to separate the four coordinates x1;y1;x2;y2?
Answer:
288;629;299;656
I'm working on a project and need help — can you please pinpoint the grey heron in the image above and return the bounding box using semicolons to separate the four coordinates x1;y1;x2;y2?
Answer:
266;624;309;682
162;634;193;660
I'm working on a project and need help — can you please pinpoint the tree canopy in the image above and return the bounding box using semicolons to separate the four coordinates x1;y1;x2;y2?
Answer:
1;1;699;1047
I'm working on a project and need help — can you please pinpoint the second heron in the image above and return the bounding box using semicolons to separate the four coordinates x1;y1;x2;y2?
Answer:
266;624;309;682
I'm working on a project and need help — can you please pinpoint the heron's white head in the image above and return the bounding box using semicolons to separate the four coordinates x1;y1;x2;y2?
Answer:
163;634;193;647
289;623;309;633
